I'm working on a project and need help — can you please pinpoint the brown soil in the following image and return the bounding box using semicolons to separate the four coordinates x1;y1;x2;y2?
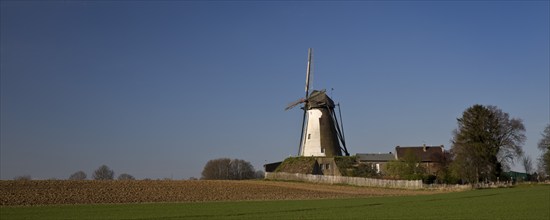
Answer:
0;180;442;206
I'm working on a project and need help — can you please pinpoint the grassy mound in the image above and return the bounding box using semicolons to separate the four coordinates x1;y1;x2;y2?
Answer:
274;157;317;174
333;156;357;176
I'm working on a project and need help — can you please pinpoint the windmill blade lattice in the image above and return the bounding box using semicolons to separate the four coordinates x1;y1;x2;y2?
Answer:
285;98;306;111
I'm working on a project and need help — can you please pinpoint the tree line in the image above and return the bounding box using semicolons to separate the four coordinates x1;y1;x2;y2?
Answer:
14;165;135;181
381;104;549;184
15;160;264;181
68;165;135;180
201;158;264;180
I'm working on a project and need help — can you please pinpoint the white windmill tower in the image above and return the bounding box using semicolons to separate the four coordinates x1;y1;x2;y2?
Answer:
285;48;349;157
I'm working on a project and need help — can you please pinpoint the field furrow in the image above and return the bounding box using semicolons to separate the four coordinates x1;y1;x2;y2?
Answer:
0;180;441;206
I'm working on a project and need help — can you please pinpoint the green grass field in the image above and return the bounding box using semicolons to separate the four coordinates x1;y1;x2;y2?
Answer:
2;184;548;220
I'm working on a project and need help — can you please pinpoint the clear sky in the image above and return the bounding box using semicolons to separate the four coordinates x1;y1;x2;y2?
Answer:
1;1;549;180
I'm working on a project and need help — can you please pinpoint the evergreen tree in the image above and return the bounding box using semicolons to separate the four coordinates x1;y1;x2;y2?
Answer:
450;105;525;183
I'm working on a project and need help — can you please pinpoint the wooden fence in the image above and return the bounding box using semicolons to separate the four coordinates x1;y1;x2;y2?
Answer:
265;172;423;189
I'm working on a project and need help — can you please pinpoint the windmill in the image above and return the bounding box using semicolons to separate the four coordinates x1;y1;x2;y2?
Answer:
285;48;350;157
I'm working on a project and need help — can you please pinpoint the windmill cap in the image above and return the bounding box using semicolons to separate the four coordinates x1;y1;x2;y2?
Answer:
307;90;335;109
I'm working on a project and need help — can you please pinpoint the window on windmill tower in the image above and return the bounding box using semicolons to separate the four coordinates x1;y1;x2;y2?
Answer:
308;134;311;139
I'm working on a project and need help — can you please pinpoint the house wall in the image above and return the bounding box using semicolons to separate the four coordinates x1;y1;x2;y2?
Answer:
264;162;282;172
423;162;442;175
357;161;390;175
316;158;341;176
359;161;442;176
376;162;389;174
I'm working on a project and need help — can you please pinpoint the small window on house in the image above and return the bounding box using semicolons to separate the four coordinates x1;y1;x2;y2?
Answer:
326;164;331;170
321;148;325;153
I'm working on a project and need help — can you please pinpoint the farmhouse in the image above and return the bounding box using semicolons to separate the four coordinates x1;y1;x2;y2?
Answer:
355;145;447;176
394;145;446;175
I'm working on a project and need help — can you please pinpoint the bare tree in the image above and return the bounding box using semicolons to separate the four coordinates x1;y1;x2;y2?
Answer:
201;158;256;180
538;124;550;176
202;158;231;180
536;156;547;180
538;124;550;151
229;159;255;180
487;106;526;166
69;171;87;180
522;155;533;175
93;165;114;180
117;173;135;180
13;175;31;181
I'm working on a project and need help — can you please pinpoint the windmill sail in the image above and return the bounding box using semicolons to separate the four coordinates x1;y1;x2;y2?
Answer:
298;48;313;156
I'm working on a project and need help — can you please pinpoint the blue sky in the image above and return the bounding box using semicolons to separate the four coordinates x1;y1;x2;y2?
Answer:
1;1;548;179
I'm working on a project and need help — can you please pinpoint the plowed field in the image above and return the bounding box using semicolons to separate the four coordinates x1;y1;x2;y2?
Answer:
0;180;440;206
